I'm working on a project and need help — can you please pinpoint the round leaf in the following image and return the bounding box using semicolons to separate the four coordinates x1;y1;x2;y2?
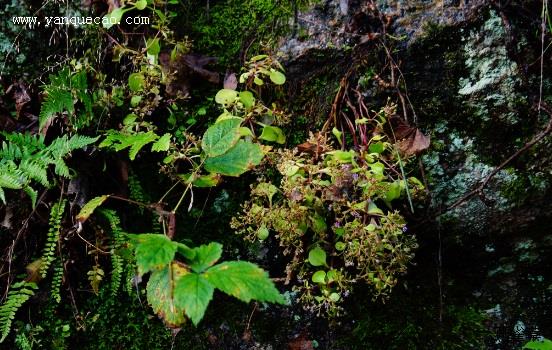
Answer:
269;70;286;85
239;91;255;108
312;270;326;284
329;292;341;302
308;247;327;267
335;242;346;251
214;89;238;105
103;7;124;29
257;226;269;240
128;73;145;92
135;0;147;10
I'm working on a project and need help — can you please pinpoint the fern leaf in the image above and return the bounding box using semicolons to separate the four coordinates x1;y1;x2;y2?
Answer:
0;171;24;190
23;186;38;209
51;259;64;303
39;89;74;130
0;282;38;343
19;159;48;187
40;200;66;278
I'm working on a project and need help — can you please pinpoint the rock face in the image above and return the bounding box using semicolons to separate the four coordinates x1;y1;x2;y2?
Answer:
280;0;552;347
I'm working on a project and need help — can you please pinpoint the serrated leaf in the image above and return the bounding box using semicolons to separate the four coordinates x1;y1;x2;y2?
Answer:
190;242;223;273
202;118;242;157
204;140;264;177
130;234;177;275
259;125;285;144
77;195;109;222
174;273;214;325
147;263;188;327
128;132;158;160
204;261;285;304
152;133;171;152
308;247;326;267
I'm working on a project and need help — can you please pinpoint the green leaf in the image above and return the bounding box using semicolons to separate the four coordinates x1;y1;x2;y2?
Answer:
175;242;195;260
329;293;340;302
147;263;187;327
369;142;385;154
180;173;221;188
147;38;161;56
367;202;384;216
39;89;74;130
130;234;177;275
204;261;285;304
312;270;326;284
259;125;286;144
190;242;223;273
202;118;242;157
335;242;346;251
152;133;171;152
257;226;269;240
308;247;327;267
328;150;354;163
253;76;263;86
128;72;145;92
77;195;109;222
129;132;158;160
103;7;124;29
269;70;286;85
239;91;255;108
385;181;402;203
524;339;552;350
250;54;268;62
135;0;147;10
214;89;238;105
204;140;264;177
174;273;214;326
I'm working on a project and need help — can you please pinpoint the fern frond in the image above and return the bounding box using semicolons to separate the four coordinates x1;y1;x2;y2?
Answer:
99;130;159;161
19;159;48;187
39;88;74;130
111;254;123;296
0;281;38;343
40;200;66;278
23;186;37;209
87;265;104;295
51;258;64;304
98;209;129;296
0;133;45;160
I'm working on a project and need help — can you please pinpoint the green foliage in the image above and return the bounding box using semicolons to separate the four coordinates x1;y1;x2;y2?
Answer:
127;234;284;327
204;140;264;176
39;68;95;130
51;259;64;304
232;122;424;315
0;282;38;343
524;338;552;350
99;130;160;161
99;209;131;296
0;132;97;205
40;200;67;278
76;195;109;222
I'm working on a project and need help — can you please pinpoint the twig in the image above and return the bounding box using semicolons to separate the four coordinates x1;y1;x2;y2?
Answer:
431;102;552;219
